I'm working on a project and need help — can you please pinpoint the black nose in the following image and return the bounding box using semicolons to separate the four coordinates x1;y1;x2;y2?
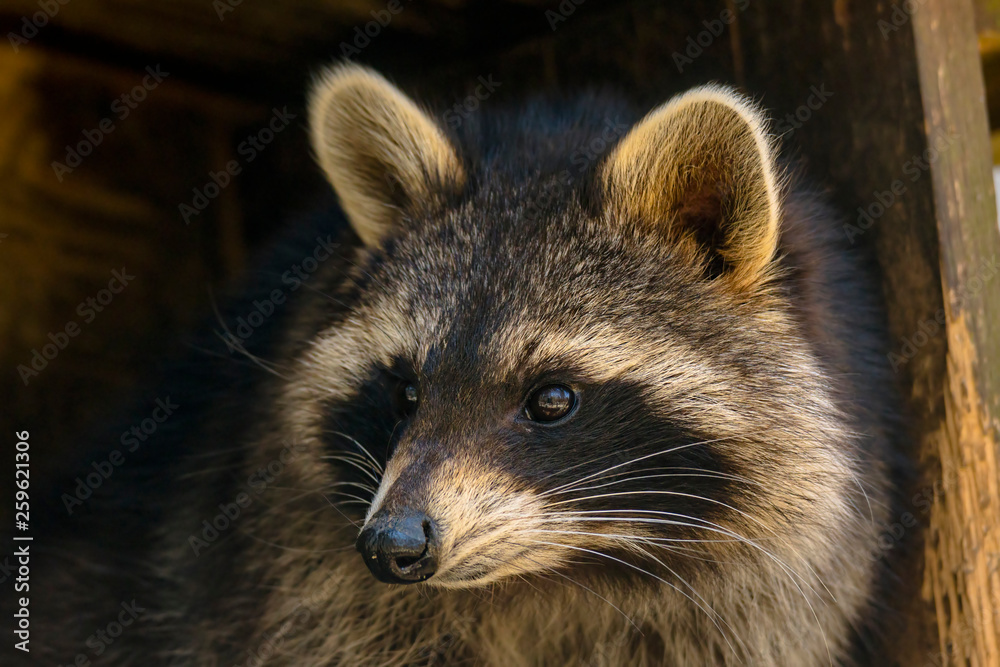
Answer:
356;511;437;584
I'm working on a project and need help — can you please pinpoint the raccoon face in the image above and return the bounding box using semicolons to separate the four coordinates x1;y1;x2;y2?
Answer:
285;65;867;594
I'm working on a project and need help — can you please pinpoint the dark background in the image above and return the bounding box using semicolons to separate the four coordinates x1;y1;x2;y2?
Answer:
3;0;1000;663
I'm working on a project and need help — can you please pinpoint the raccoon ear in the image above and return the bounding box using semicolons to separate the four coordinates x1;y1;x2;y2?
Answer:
601;85;782;289
308;64;465;247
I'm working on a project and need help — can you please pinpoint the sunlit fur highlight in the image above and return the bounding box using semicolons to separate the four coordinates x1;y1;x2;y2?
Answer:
236;68;894;665
602;85;784;291
308;64;466;247
24;65;902;667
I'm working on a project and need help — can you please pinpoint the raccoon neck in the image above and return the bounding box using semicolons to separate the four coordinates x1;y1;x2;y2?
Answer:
222;522;862;667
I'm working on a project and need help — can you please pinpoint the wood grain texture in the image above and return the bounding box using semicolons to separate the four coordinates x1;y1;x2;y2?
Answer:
913;0;1000;664
0;46;276;492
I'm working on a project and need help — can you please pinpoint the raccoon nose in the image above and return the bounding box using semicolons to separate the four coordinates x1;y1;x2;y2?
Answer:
356;511;437;584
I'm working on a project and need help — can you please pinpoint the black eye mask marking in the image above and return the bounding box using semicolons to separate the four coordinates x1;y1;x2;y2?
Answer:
320;363;415;495
511;379;744;530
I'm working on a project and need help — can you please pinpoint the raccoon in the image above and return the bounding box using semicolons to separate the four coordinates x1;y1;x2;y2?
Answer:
21;64;904;666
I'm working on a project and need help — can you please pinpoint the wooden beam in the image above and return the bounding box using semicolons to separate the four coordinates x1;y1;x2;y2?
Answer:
913;0;1000;664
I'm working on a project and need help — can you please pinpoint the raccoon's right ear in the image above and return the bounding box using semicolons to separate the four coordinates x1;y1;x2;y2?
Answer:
308;64;465;247
600;85;783;290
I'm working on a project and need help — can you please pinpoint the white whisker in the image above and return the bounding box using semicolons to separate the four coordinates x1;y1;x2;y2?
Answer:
541;433;758;498
207;289;293;381
523;539;744;661
544;490;775;536
543;471;761;498
325;430;385;474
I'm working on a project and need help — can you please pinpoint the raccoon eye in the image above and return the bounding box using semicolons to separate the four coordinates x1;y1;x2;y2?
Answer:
524;385;575;423
395;381;419;416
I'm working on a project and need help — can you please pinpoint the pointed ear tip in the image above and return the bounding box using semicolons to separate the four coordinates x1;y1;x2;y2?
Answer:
667;84;774;140
672;83;784;206
310;62;385;92
306;64;413;167
307;63;391;115
609;84;785;250
631;85;781;182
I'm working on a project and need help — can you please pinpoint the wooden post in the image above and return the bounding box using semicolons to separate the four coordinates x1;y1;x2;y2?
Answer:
913;0;1000;664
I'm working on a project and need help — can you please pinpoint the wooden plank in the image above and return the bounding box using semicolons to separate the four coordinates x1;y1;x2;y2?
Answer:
912;0;1000;664
0;0;557;100
0;46;260;498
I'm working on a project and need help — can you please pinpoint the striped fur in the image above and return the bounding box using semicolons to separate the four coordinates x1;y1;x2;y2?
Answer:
20;64;903;667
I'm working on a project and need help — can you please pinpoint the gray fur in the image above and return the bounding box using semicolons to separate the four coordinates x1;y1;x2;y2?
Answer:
19;66;902;667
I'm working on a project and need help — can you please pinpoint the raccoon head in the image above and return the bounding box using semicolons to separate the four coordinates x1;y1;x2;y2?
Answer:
286;64;873;600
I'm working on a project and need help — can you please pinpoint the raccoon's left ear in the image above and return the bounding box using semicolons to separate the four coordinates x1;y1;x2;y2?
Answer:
308;64;466;247
600;85;782;290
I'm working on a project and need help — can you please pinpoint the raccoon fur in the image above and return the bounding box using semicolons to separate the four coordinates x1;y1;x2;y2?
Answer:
18;64;905;666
